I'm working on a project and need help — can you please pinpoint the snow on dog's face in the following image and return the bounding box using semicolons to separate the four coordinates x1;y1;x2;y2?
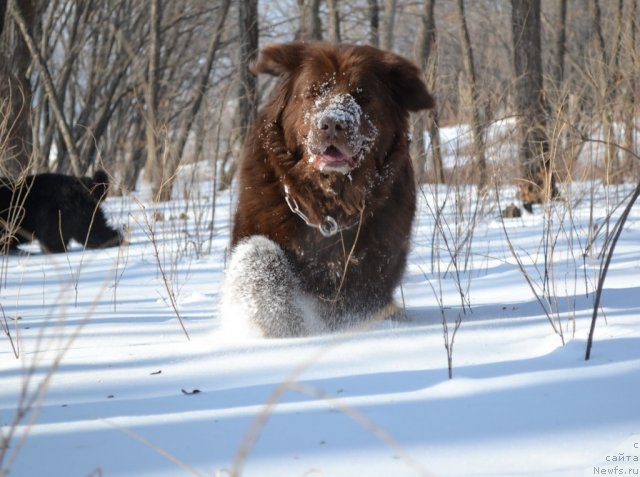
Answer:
251;42;434;176
305;91;371;174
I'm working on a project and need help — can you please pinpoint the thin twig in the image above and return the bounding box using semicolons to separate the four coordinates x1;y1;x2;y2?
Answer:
333;201;366;302
134;199;190;340
495;184;564;342
585;180;640;360
0;304;19;359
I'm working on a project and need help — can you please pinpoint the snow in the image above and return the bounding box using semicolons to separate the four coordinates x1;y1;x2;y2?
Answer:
1;174;640;477
305;89;379;167
312;93;363;131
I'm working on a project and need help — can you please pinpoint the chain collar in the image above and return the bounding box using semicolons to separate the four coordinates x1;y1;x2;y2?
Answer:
283;184;360;238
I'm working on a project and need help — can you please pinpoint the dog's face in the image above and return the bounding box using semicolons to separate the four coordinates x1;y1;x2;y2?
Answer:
252;42;434;176
303;87;374;175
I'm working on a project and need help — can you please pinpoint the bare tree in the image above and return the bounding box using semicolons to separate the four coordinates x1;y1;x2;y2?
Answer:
8;0;82;176
142;0;162;193
237;0;259;138
0;0;34;176
380;0;397;51
455;0;487;190
2;0;635;196
220;0;259;190
153;0;231;201
511;0;558;210
297;0;322;40
327;0;341;43
551;0;567;86
0;0;5;36
367;0;380;47
591;0;624;184
412;0;443;184
623;0;638;178
21;1;137;177
0;2;244;195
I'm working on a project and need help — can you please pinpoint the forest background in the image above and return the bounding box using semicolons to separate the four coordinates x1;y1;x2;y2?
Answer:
2;0;636;206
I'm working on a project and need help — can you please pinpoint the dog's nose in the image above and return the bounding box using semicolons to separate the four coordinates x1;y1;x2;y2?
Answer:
319;113;345;138
313;93;361;141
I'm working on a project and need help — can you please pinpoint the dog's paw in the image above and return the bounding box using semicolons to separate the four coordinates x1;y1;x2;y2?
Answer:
220;235;308;338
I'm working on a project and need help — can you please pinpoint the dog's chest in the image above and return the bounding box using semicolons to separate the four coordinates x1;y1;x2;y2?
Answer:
289;227;365;294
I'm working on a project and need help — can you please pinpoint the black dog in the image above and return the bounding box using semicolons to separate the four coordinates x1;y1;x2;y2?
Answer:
0;170;124;253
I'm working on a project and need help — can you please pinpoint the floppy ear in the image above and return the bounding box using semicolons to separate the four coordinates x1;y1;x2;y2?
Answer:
379;53;435;112
251;42;308;76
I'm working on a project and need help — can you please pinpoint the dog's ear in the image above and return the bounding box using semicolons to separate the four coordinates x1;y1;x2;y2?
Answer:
378;52;434;112
91;170;110;201
251;42;308;76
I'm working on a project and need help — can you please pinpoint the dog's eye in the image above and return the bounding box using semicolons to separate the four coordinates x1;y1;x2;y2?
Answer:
352;87;369;104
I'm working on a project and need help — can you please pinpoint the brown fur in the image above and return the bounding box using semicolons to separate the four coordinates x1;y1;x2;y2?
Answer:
232;41;433;329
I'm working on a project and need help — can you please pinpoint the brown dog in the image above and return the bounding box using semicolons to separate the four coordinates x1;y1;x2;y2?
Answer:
221;42;434;337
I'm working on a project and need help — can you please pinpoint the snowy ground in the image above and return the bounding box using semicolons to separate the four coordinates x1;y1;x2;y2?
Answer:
1;176;639;477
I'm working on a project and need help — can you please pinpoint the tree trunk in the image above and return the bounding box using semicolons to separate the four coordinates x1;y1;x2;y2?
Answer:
428;109;444;184
237;0;258;140
612;0;625;182
511;0;558;211
327;0;340;43
367;0;379;47
0;0;34;177
591;0;622;184
0;0;5;37
220;0;258;190
552;0;567;86
412;0;443;184
611;0;625;182
380;0;396;51
623;0;638;179
297;0;321;40
547;0;568;181
121;114;146;194
144;0;162;197
455;0;487;191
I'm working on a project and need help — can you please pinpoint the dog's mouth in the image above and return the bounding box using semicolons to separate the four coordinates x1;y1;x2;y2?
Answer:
312;145;356;174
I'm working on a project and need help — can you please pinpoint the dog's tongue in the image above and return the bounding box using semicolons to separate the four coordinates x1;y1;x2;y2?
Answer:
318;145;350;163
